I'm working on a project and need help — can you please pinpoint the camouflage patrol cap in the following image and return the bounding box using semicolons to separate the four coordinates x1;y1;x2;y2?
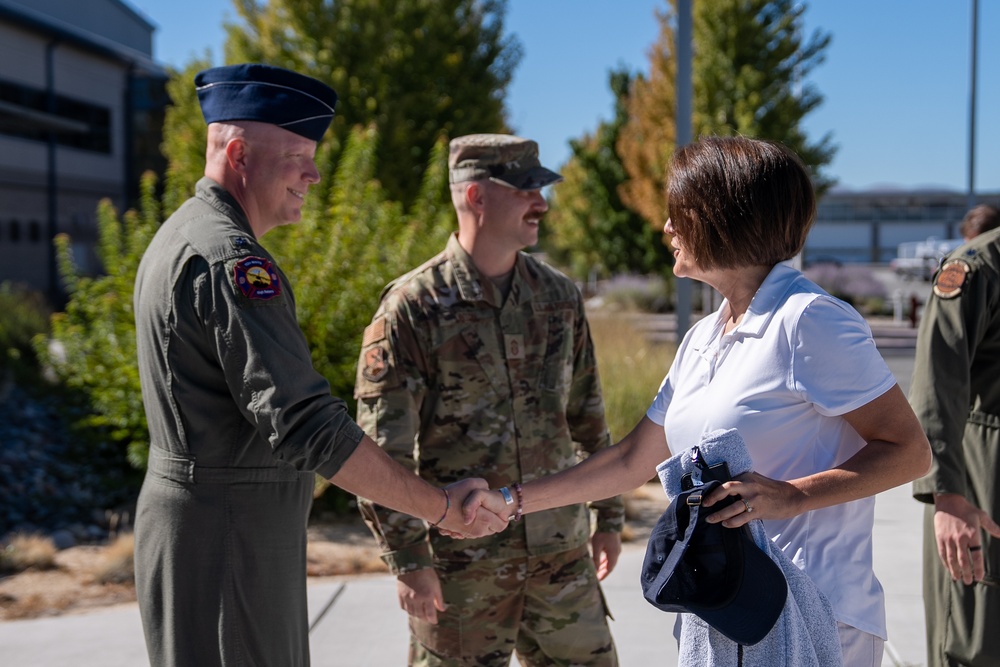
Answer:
448;134;563;190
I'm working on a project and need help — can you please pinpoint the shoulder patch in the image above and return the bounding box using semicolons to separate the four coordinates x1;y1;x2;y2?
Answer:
933;259;970;299
361;345;390;382
233;256;282;300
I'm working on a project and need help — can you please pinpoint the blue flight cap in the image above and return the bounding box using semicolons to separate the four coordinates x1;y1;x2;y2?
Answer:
195;63;338;143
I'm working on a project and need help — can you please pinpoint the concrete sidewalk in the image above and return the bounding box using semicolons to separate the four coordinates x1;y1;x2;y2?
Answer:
0;481;926;667
0;352;927;666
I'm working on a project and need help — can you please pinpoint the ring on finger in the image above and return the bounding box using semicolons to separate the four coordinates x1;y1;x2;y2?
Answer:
741;498;753;514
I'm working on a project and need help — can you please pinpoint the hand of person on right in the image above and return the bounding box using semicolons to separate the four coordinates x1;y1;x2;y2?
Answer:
461;487;514;525
436;479;509;538
934;493;1000;585
397;568;446;624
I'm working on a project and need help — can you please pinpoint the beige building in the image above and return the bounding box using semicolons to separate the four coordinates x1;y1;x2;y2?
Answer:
0;0;167;299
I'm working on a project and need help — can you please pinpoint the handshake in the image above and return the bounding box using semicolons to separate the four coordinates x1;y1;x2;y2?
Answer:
433;479;521;539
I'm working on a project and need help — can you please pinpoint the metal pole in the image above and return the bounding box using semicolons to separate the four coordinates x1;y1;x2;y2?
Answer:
967;0;978;211
45;40;60;302
674;0;693;342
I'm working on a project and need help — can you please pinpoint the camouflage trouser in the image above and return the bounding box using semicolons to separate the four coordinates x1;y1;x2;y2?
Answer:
408;545;618;667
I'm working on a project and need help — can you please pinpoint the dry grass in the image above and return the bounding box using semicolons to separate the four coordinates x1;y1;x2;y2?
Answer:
92;533;134;585
0;533;57;573
588;311;676;442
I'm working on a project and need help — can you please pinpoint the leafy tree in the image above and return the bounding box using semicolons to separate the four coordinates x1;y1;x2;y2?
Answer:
223;0;521;206
541;70;674;281
161;58;214;215
618;0;835;229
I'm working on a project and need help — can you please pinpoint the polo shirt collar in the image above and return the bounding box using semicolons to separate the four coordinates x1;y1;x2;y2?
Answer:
727;262;802;339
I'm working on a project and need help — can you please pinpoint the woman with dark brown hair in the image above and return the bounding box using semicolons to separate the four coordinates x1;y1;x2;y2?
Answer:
465;135;932;665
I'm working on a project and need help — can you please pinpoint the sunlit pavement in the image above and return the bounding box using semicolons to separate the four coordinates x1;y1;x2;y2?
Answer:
0;350;925;667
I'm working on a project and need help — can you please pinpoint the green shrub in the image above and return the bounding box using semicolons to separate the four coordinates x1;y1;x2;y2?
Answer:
0;282;51;380
34;174;158;470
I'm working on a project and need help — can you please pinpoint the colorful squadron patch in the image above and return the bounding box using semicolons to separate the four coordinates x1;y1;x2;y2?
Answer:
233;256;282;300
362;345;390;382
932;259;970;299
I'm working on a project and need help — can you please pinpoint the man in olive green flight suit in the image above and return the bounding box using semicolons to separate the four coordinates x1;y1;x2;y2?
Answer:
911;205;1000;667
132;64;506;667
355;134;624;667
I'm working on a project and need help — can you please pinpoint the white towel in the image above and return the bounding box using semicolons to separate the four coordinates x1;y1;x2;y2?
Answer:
655;428;843;667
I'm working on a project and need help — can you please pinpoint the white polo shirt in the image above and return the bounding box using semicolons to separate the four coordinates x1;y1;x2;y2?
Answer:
646;262;897;639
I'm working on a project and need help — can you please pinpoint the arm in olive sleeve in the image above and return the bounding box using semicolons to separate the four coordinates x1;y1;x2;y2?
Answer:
911;266;996;501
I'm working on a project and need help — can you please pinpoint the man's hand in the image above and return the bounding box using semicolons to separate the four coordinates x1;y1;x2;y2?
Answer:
436;479;509;538
461;487;513;525
590;531;621;581
933;493;1000;585
397;569;445;624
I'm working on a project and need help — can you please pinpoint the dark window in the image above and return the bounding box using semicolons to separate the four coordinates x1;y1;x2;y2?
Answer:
28;220;41;243
9;219;21;243
0;78;111;153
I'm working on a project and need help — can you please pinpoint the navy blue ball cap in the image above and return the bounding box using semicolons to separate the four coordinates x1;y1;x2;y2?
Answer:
640;480;788;646
195;63;338;143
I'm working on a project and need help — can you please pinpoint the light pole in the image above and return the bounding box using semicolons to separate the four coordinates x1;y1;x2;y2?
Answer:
674;0;693;342
967;0;979;211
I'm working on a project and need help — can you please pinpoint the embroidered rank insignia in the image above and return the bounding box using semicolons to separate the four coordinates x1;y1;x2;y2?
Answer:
362;345;390;382
362;317;387;346
933;259;970;299
233;256;282;300
504;334;525;360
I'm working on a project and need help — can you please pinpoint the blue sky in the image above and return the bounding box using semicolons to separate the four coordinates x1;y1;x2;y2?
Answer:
126;0;999;193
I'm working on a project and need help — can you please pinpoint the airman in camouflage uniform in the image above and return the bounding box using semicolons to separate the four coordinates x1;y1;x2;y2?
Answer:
355;134;623;667
911;206;1000;667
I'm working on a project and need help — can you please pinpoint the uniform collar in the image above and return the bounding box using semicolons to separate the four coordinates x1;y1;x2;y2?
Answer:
196;177;256;239
445;233;533;307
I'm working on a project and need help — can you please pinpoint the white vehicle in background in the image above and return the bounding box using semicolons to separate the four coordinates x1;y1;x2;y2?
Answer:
890;237;964;281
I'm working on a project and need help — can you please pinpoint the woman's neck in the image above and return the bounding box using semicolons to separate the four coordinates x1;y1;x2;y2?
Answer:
711;264;774;330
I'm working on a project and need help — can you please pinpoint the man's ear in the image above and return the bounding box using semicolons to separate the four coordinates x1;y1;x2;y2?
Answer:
465;181;486;215
225;138;249;175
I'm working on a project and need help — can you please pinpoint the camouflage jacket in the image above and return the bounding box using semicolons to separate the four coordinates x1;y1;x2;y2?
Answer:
355;233;624;574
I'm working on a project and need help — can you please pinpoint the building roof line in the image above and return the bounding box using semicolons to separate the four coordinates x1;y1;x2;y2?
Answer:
0;0;166;77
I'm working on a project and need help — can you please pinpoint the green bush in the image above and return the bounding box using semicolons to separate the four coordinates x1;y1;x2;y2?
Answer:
0;281;51;380
34;174;158;470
